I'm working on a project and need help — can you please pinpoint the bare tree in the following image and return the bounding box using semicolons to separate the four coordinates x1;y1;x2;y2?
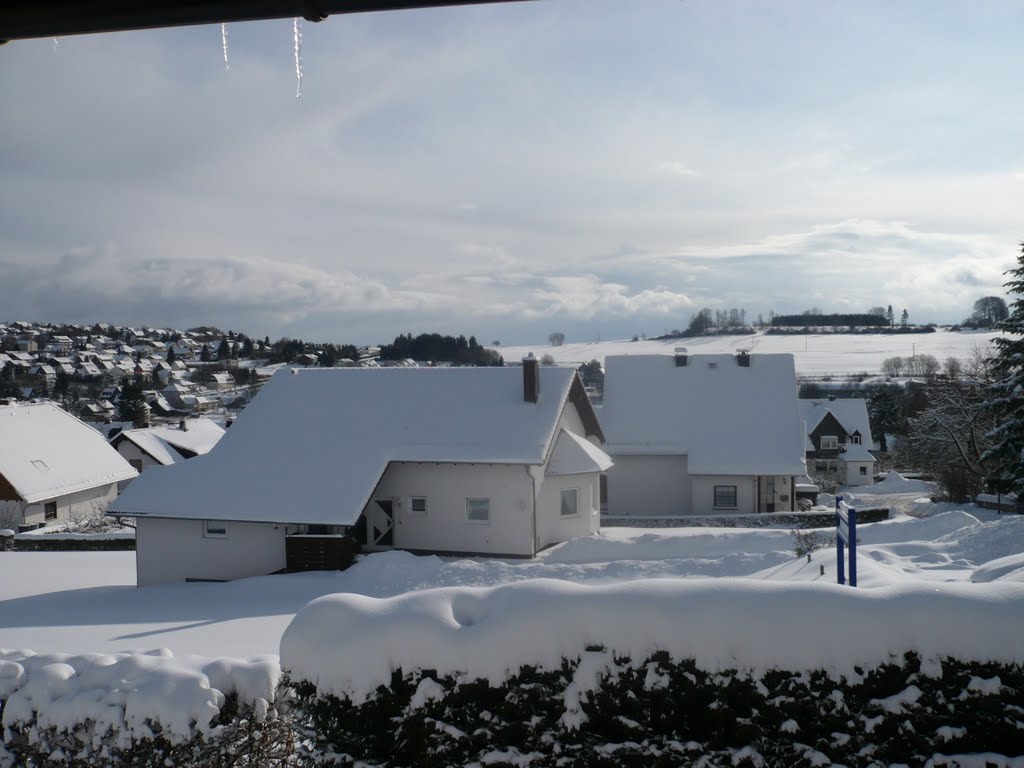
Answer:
548;332;566;347
881;356;905;377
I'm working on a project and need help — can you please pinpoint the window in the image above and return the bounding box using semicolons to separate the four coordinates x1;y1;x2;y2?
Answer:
409;496;427;515
820;436;838;450
850;434;861;445
466;498;490;524
713;486;737;509
859;466;868;475
44;501;57;521
560;488;578;517
203;520;227;538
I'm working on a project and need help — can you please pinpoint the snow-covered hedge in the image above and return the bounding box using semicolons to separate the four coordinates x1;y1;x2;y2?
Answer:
281;579;1024;766
0;649;288;767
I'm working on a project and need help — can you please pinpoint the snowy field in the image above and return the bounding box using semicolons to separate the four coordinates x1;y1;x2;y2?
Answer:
500;328;1000;376
1;475;1022;660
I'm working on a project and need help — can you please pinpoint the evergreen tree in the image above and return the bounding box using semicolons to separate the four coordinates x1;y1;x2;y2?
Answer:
166;345;177;365
984;242;1024;494
117;376;149;427
200;344;212;363
886;305;894;326
900;308;909;326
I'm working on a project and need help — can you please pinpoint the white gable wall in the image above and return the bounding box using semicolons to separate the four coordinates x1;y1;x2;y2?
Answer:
136;517;292;586
606;455;691;516
842;460;876;486
368;462;536;556
536;471;600;549
113;440;163;478
22;483;119;527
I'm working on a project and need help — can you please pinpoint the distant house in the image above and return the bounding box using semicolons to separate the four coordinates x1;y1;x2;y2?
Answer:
210;372;234;389
110;361;611;586
799;397;876;486
110;418;226;478
600;350;807;516
0;402;137;529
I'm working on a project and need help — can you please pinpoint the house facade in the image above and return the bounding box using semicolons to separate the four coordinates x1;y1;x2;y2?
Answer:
0;402;137;529
110;361;611;586
600;351;807;517
110;417;226;477
799;397;876;486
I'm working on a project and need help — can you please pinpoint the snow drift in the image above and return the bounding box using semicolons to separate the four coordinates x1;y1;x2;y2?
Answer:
281;578;1024;703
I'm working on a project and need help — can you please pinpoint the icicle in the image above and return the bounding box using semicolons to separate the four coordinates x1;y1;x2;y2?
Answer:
293;18;303;98
221;23;230;70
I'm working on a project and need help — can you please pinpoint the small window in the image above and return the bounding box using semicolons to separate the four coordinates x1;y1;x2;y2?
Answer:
409;496;427;515
713;486;738;509
466;498;490;524
820;436;838;450
560;488;578;517
44;501;57;521
203;520;227;538
859;466;868;475
850;434;862;445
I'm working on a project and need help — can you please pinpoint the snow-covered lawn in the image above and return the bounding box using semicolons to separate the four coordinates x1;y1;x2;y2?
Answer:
500;327;999;375
1;477;1022;658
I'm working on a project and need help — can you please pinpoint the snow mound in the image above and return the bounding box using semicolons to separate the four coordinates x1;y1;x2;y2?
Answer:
972;552;1024;583
855;510;982;546
867;472;934;495
280;578;1024;704
0;649;278;744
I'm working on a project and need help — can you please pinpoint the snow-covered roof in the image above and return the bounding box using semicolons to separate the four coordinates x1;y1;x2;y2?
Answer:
112;419;226;466
111;366;602;526
840;442;875;462
546;430;614;477
799;398;875;447
600;353;806;476
0;402;138;503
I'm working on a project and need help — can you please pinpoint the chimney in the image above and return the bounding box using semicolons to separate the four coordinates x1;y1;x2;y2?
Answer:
179;419;188;431
828;394;836;401
674;347;688;367
523;354;539;403
736;350;750;367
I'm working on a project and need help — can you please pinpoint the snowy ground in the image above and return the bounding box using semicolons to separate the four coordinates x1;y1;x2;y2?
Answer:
500;328;999;376
1;474;1022;659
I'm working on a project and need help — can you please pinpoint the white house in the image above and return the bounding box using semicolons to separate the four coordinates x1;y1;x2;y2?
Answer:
600;350;807;517
0;402;138;529
110;360;612;586
109;418;226;477
799;397;877;486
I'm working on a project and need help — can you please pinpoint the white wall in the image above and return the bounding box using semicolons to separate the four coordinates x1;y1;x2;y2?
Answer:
371;462;536;556
536;472;600;550
606;454;692;516
136;517;290;586
113;440;163;490
691;475;758;515
843;461;876;486
23;483;119;527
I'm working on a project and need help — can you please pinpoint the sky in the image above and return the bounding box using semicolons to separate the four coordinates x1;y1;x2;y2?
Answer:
1;0;1023;346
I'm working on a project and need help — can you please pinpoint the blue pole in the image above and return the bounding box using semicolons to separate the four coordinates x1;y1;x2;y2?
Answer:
848;508;857;587
836;496;845;585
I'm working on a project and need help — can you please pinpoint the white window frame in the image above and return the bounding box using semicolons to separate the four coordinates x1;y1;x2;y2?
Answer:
850;434;862;445
713;485;738;509
859;465;868;475
820;435;839;450
409;496;428;516
203;520;228;538
560;488;579;517
466;498;490;525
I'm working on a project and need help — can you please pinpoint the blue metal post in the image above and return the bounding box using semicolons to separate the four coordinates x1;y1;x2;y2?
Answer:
836;496;845;585
848;508;857;587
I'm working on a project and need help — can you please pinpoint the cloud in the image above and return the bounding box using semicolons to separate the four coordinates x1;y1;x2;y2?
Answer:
527;275;693;319
658;161;698;177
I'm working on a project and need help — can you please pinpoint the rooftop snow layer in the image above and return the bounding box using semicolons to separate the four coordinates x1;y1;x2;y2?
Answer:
110;366;588;526
600;353;807;476
800;398;875;447
115;419;226;466
0;402;137;503
546;430;614;477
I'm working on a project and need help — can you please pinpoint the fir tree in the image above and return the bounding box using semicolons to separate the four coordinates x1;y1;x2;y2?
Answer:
984;242;1024;494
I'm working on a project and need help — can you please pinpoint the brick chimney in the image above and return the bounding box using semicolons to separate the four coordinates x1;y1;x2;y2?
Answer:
523;354;539;403
736;350;750;367
674;347;688;367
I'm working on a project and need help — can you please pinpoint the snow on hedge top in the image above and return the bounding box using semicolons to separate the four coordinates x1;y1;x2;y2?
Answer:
110;366;592;526
0;648;278;744
113;418;226;466
0;402;137;504
281;578;1024;704
600;353;806;475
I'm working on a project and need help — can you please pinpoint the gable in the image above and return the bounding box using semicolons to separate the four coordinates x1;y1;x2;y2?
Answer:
810;411;848;442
